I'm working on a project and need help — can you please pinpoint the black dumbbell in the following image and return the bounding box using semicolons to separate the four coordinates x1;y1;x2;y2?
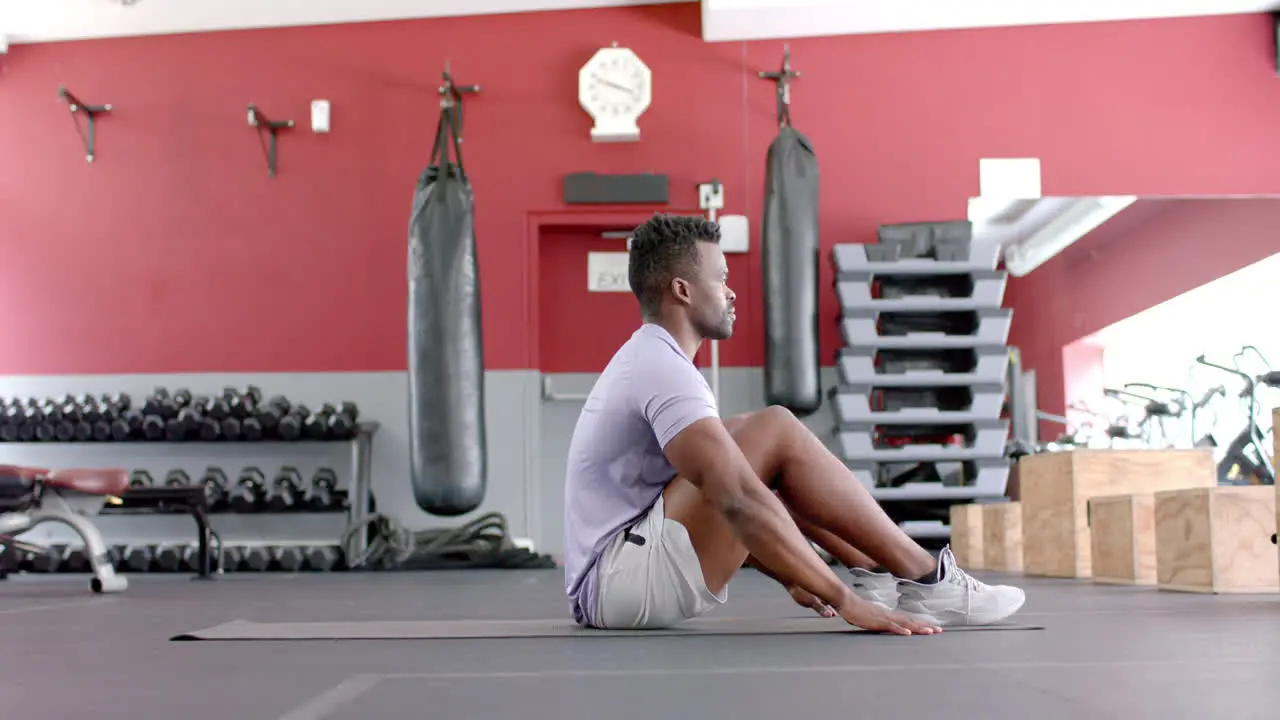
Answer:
34;419;55;441
182;544;218;573
153;543;188;572
72;417;93;441
58;398;83;422
265;467;304;511
200;467;229;508
277;405;306;441
197;413;220;441
167;403;201;441
241;414;263;441
129;470;153;488
244;385;263;405
303;405;332;440
227;467;264;512
91;417;112;441
111;409;141;441
307;468;339;511
305;546;343;572
60;546;91;573
105;392;132;412
139;389;165;418
78;395;101;422
228;387;259;419
203;394;231;422
240;546;270;571
0;420;19;442
255;396;291;436
271;546;305;572
219;416;243;442
164;469;191;487
53;420;74;441
141;413;165;440
220;545;244;572
326;401;359;439
121;545;154;572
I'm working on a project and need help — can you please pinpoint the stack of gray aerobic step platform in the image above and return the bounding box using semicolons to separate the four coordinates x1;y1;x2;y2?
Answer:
829;220;1011;539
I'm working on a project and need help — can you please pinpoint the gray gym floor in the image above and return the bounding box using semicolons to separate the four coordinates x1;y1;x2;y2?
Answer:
1;568;1276;720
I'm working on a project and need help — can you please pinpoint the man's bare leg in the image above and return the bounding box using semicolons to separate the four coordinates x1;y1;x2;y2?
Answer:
788;511;879;569
723;413;881;573
665;405;1026;627
663;406;936;595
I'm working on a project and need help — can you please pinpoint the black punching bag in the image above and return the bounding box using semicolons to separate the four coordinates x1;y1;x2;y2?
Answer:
407;80;486;516
761;124;822;416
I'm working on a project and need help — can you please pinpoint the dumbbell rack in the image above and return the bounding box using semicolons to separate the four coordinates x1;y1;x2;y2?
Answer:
829;220;1012;540
0;421;379;576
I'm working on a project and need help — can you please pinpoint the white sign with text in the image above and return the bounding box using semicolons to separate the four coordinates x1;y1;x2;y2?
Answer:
587;251;631;292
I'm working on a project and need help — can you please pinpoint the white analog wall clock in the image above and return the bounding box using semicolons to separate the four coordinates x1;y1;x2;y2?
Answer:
578;43;652;143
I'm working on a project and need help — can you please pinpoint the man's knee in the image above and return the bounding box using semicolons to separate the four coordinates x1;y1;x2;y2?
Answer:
720;406;803;485
724;405;802;443
747;405;805;441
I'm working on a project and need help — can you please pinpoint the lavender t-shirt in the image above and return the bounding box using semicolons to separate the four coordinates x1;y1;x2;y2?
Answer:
562;323;719;627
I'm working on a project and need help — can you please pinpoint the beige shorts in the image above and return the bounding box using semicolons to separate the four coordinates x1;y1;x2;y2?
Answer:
594;493;727;630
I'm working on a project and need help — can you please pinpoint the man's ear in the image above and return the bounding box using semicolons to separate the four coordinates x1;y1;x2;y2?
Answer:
670;277;692;305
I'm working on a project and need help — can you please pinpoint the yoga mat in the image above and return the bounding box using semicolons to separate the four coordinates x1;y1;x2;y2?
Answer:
172;616;1044;641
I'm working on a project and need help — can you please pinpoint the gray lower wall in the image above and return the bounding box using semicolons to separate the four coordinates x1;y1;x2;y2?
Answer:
0;367;839;557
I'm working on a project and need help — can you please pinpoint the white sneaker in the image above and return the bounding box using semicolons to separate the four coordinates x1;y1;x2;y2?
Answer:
849;567;898;610
895;545;1026;626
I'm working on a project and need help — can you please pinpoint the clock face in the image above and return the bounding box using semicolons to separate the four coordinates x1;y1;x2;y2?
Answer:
579;48;651;121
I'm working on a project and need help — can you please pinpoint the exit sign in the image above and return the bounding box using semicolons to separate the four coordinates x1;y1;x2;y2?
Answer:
587;251;631;292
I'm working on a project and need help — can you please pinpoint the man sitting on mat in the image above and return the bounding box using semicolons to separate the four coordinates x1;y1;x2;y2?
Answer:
562;213;1026;634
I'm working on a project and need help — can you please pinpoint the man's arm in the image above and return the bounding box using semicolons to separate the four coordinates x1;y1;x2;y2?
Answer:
662;417;856;612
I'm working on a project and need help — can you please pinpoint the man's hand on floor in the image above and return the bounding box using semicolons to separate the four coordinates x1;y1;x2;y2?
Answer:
835;592;942;635
787;584;837;618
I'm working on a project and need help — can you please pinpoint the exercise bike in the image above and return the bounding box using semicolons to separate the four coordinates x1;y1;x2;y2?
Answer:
1101;386;1186;448
1194;349;1280;486
1062;400;1140;448
0;465;130;593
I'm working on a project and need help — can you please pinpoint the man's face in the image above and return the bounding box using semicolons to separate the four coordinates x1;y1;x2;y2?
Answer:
688;242;736;341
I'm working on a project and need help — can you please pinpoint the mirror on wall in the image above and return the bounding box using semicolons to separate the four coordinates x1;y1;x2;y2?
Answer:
985;194;1279;485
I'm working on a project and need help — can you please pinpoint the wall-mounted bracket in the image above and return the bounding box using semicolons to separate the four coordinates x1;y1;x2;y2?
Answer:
57;86;112;163
758;44;801;128
246;103;295;177
432;60;480;178
438;60;481;109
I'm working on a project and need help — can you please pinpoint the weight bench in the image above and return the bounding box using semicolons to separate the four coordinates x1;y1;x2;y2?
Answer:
0;464;130;593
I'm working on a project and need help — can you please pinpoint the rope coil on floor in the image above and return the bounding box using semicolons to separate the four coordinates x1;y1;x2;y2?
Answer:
340;511;556;571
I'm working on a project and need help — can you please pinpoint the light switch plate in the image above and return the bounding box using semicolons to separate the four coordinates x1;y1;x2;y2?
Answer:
311;99;331;133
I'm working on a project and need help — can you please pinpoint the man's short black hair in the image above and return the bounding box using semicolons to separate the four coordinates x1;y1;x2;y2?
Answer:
628;213;721;317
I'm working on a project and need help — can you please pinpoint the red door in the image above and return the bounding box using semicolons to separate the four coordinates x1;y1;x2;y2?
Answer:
537;225;645;373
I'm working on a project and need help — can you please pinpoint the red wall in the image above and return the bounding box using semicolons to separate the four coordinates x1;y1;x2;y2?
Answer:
1008;198;1280;420
4;4;1280;375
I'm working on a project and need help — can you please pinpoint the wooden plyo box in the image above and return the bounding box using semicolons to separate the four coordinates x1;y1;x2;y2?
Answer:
1019;449;1215;578
1155;485;1279;594
982;502;1022;572
1088;493;1156;585
949;503;984;569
